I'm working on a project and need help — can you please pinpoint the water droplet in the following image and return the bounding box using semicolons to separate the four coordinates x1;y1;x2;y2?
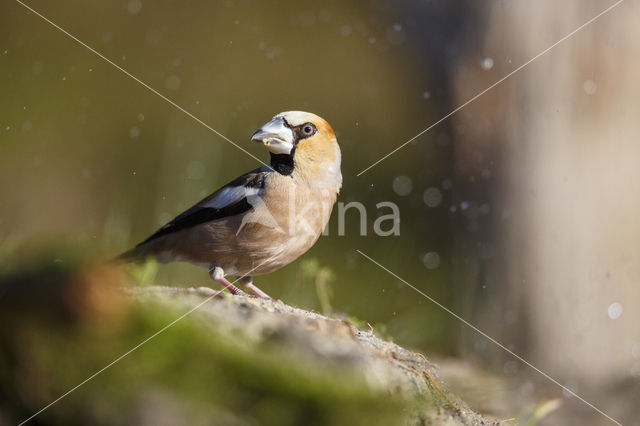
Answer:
318;10;332;22
32;62;43;74
386;24;406;45
187;160;205;180
157;212;171;225
127;0;142;15
165;75;181;91
265;46;282;60
584;79;597;95
129;126;140;139
423;91;431;99
460;201;469;210
340;25;352;36
520;381;535;397
423;252;440;269
392;175;412;196
442;178;453;190
481;56;494;70
368;36;376;44
503;360;518;374
608;302;623;319
296;10;316;27
423;187;442;207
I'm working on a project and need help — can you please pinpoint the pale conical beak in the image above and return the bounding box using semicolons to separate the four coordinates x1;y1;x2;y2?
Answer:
251;116;294;155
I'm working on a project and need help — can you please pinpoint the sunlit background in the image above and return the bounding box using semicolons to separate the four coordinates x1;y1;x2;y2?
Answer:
1;0;639;424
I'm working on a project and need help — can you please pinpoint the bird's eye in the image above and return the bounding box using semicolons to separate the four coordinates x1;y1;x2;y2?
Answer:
302;124;314;135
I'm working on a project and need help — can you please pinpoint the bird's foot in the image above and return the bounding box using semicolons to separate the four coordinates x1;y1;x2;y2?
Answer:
237;276;273;300
209;266;247;296
216;277;247;296
244;282;273;300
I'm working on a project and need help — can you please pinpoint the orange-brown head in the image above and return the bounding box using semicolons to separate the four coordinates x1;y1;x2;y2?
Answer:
251;111;342;190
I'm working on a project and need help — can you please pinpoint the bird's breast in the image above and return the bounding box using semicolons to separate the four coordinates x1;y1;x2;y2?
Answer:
230;181;337;275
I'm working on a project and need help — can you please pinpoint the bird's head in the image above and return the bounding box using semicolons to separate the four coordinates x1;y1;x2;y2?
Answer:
251;111;341;189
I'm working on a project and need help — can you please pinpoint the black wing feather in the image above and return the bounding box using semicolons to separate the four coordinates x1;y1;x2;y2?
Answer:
138;199;252;245
137;170;268;246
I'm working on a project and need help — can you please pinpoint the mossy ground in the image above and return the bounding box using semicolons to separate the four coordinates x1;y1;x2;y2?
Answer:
0;250;496;426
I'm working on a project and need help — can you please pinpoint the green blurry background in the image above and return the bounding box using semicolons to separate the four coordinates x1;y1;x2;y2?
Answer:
2;0;640;424
1;0;471;353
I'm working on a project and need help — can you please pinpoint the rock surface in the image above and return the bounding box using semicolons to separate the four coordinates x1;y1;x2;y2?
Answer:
127;286;499;425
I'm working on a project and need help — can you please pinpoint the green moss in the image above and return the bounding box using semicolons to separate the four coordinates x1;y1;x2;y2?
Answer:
0;245;478;426
1;292;406;426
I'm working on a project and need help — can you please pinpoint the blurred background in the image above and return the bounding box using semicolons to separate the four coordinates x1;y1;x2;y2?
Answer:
1;0;638;424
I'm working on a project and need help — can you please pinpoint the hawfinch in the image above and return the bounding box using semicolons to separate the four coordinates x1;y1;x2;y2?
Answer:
119;111;342;299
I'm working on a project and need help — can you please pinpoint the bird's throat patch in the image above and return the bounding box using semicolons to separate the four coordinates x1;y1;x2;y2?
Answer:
270;153;295;175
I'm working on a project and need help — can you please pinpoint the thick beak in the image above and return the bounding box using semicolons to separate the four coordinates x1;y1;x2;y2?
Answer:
251;116;294;155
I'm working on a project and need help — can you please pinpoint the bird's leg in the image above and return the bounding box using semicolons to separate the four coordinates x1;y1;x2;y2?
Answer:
237;276;273;300
208;265;247;296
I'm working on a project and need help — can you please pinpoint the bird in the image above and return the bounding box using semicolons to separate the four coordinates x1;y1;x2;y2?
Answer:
118;111;342;299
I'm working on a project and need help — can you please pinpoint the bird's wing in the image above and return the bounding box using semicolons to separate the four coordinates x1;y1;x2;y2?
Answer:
137;168;269;245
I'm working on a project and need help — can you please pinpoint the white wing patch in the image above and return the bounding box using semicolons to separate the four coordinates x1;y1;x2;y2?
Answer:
203;186;263;209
